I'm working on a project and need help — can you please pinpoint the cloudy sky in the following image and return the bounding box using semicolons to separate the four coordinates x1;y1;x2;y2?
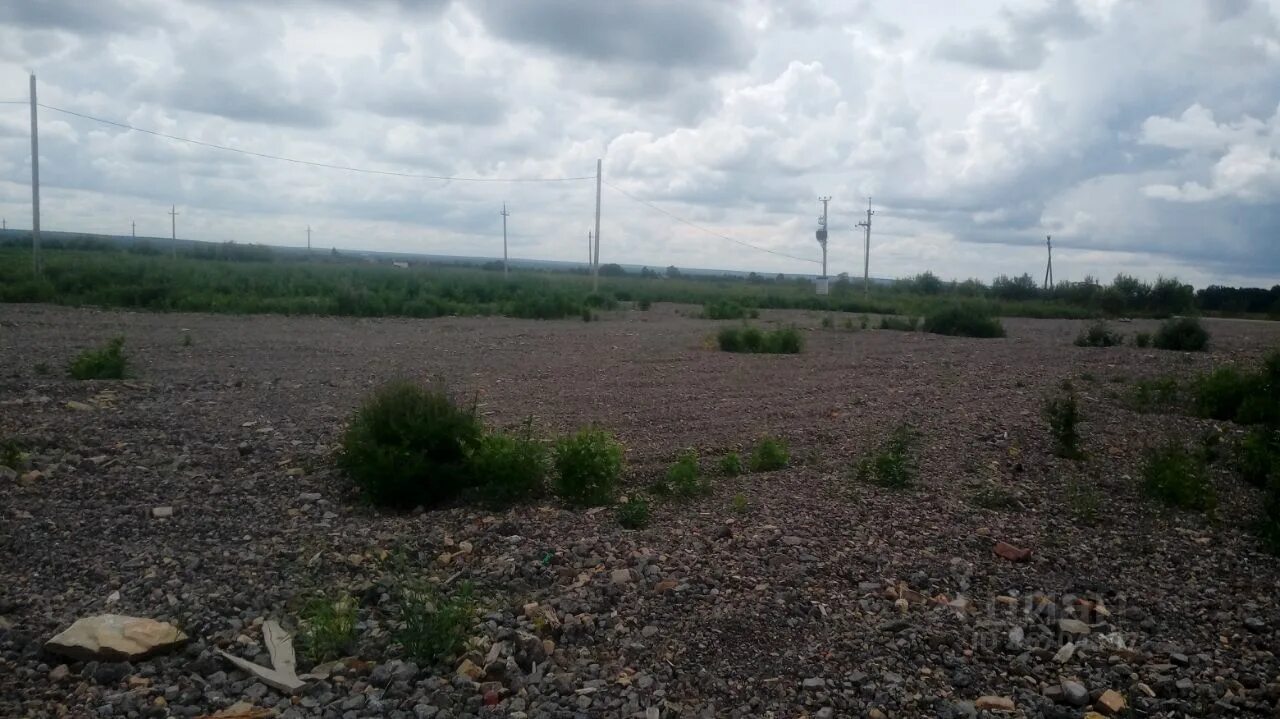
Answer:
1;0;1277;287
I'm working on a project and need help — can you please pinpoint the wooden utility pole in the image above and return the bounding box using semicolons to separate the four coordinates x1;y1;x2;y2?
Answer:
29;73;41;276
500;203;510;279
592;159;601;291
856;198;874;296
169;205;179;258
816;196;831;278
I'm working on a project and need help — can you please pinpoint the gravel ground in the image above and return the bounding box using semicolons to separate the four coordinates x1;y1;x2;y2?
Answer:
2;303;1279;719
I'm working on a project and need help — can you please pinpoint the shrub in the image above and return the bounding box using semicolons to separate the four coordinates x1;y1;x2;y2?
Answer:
860;314;870;330
1074;321;1123;348
0;439;23;469
339;381;483;508
971;483;1019;510
730;493;749;514
552;428;623;506
297;593;357;664
1044;384;1084;459
1066;478;1100;523
703;300;750;320
1142;443;1216;512
855;425;915;489
396;581;474;664
842;317;856;331
878;315;917;332
69;336;127;379
637;299;651;311
749;436;789;472
821;315;834;329
580;307;594;322
922;305;1005;338
1134;332;1152;348
718;452;742;477
616;496;650;529
667;449;709;497
763;326;803;353
468;428;548;507
1192;367;1252;421
717;326;802;354
1130;377;1181;413
1153;317;1208;351
1239;428;1280;489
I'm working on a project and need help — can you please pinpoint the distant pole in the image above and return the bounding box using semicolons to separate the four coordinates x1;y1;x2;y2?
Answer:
29;73;41;276
856;197;874;296
500;203;510;279
587;231;592;267
169;205;179;258
131;221;135;238
592;158;602;292
816;196;831;278
1043;235;1054;291
307;225;312;251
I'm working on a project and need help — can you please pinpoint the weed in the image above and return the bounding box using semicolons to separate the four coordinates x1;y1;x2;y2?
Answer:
717;326;803;354
1142;442;1216;512
718;452;742;477
703;300;751;320
878;315;917;331
1153;317;1209;352
821;315;834;329
616;496;650;529
1074;320;1124;347
855;425;916;489
971;483;1019;510
181;332;193;347
1135;331;1152;348
1239;427;1280;489
339;381;483;508
922;305;1006;338
1066;477;1101;523
580;307;594;322
395;581;475;665
842;317;856;331
637;298;651;311
468;426;548;507
667;449;709;498
1044;384;1084;459
69;336;127;380
552;427;623;506
749;436;789;472
0;439;23;469
297;592;357;664
1192;366;1251;420
730;493;749;514
1129;377;1181;413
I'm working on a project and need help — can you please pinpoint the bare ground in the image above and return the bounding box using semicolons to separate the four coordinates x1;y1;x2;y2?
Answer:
2;303;1279;718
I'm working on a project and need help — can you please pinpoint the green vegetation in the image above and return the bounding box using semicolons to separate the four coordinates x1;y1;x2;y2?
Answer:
718;452;742;477
1135;331;1152;348
1142;443;1216;512
467;427;548;508
878;315;918;331
970;483;1019;510
637;298;651;311
923;304;1006;338
855;425;916;489
1240;428;1280;489
1129;377;1182;413
1066;477;1101;523
665;449;709;498
717;325;803;354
749;436;789;472
1153;316;1209;351
69;336;128;380
395;581;475;664
180;332;193;347
1074;320;1124;347
703;300;757;320
297;593;357;664
339;381;483;508
731;493;749;514
552;428;624;507
616;496;651;529
1044;383;1084;459
0;439;23;469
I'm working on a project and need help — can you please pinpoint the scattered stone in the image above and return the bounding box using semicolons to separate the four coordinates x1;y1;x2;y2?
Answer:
1054;642;1076;663
1058;618;1091;637
299;492;321;502
18;470;42;485
975;695;1015;712
151;506;174;518
802;677;825;689
48;664;69;682
1095;689;1126;715
1244;617;1267;633
1061;680;1088;706
993;541;1031;562
610;568;633;585
456;658;485;681
45;615;187;661
66;400;94;411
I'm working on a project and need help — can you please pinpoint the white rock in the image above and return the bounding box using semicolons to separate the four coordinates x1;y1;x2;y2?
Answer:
45;615;187;661
151;506;174;518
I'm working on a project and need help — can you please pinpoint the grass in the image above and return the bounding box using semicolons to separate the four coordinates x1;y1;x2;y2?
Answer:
467;425;548;508
1044;383;1084;459
749;436;789;472
1240;427;1280;489
666;449;709;498
970;483;1019;510
0;439;23;469
180;332;193;347
1135;331;1152;348
703;300;757;320
1066;477;1101;523
1074;320;1124;347
878;315;917;331
1129;377;1182;413
855;425;916;489
718;452;742;477
616;496;650;529
922;304;1006;338
1153;317;1209;351
717;325;803;354
297;592;357;664
395;581;475;665
730;493;749;514
1142;442;1216;512
552;428;623;507
69;336;127;380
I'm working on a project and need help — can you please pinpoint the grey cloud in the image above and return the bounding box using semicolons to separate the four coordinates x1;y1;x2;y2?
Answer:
0;0;153;34
935;0;1093;70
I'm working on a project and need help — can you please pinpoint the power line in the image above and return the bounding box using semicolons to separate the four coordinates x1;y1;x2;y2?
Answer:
36;103;595;183
602;180;820;265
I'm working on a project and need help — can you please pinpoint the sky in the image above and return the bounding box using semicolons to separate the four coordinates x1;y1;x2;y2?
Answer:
0;0;1277;287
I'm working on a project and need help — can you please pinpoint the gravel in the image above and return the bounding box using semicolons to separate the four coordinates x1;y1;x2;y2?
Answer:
2;304;1280;718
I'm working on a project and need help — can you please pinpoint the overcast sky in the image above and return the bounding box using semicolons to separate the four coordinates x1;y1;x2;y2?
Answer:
1;0;1277;287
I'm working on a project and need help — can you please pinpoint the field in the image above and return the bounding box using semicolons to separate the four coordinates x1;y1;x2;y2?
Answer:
2;303;1280;718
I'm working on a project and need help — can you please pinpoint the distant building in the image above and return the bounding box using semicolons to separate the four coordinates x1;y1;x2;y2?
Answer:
392;261;409;269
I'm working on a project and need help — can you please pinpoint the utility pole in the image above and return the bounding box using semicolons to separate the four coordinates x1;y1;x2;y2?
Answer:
307;225;312;251
500;203;510;279
856;197;874;296
816;196;831;279
1043;235;1054;291
131;221;136;238
29;73;41;276
592;158;602;292
169;205;179;258
587;231;592;267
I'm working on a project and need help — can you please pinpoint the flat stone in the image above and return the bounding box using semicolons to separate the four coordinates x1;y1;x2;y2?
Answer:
610;568;632;585
1054;642;1076;663
975;695;1015;712
1061;680;1088;706
993;541;1031;562
1058;618;1091;636
46;615;187;661
456;658;484;681
66;401;94;411
1095;689;1126;715
151;506;173;518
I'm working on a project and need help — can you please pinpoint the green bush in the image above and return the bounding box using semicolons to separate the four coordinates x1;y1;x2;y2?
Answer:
1074;321;1123;348
468;429;548;507
1153;317;1208;351
395;581;474;664
749;436;789;472
1130;377;1182;413
1193;367;1252;421
1066;477;1100;523
730;493;749;514
69;336;127;379
855;425;915;489
580;307;594;322
1240;428;1280;489
922;305;1005;338
703;300;750;320
764;326;803;353
1044;384;1084;459
717;326;802;354
616;496;650;529
878;315;917;331
1135;332;1152;348
1142;443;1216;512
637;298;651;311
298;593;357;664
339;382;482;508
821;315;834;329
0;439;23;469
666;449;709;498
718;452;742;477
552;428;623;506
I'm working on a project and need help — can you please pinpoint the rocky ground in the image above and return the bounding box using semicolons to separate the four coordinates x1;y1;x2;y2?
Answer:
2;303;1279;719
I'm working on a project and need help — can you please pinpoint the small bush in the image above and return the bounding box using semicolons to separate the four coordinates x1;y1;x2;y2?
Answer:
617;496;650;529
580;307;594;322
718;452;742;477
1239;428;1280;489
878;315;917;332
69;336;127;380
1153;317;1208;352
1066;478;1100;523
637;299;651;311
922;305;1005;338
667;449;709;498
703;300;750;320
552;428;623;506
396;581;474;664
1044;384;1084;459
855;425;915;489
1193;367;1252;421
971;483;1019;510
749;436;789;472
468;428;548;507
717;326;803;354
731;493;749;514
180;332;193;347
841;317;856;331
821;315;834;329
339;381;483;508
860;314;870;330
1142;443;1216;512
0;439;23;469
1130;377;1181;413
1135;332;1152;348
764;326;803;353
298;593;357;664
1074;321;1123;348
